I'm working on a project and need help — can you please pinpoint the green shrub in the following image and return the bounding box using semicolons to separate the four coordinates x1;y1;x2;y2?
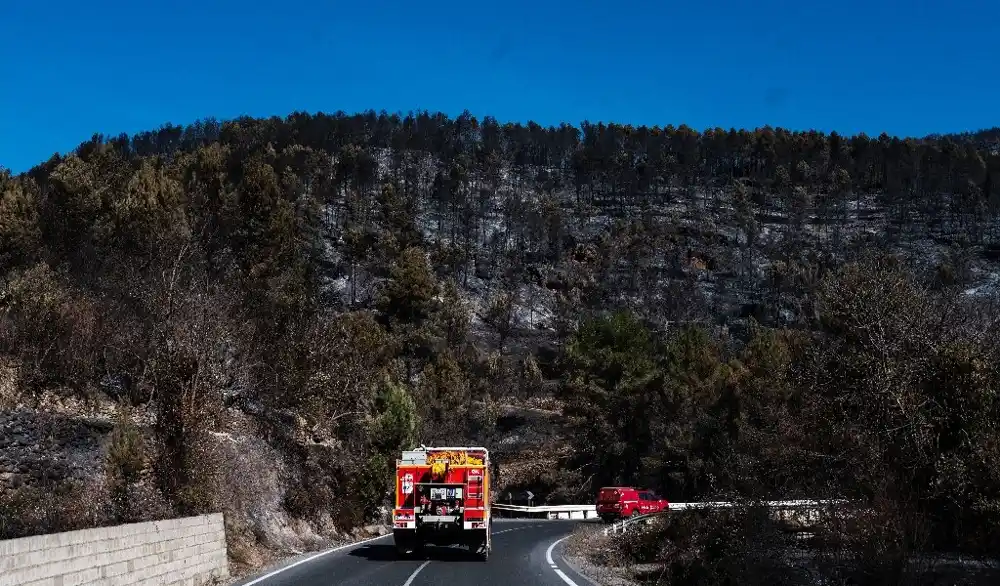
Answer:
105;406;148;522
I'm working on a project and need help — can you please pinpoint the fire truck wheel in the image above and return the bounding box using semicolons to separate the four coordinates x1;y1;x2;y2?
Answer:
476;543;489;561
394;536;423;559
398;543;425;559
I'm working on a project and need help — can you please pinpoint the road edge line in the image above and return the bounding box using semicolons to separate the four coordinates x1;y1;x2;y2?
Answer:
239;532;393;586
545;534;602;586
544;535;580;586
555;546;603;586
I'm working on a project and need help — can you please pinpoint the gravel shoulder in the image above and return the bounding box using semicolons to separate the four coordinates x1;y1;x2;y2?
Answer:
560;523;661;586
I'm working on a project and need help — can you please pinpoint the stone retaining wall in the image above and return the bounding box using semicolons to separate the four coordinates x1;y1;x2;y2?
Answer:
0;513;228;586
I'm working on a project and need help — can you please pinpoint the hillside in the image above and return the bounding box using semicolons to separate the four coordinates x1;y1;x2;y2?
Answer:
3;111;1000;580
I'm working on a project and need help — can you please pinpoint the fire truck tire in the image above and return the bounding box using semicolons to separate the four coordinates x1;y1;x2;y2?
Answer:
395;542;424;559
470;530;489;561
472;541;489;561
393;531;422;558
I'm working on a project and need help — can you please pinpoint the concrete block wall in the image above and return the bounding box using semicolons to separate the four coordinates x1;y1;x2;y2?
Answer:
0;513;228;586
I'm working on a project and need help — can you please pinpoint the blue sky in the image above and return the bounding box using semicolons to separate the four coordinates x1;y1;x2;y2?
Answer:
1;0;998;173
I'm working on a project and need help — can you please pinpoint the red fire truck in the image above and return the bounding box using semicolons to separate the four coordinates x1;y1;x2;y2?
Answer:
392;446;492;560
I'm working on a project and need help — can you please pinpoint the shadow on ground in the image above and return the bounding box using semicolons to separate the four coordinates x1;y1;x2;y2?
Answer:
349;544;484;563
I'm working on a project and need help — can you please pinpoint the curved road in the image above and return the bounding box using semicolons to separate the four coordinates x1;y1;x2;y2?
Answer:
232;520;596;586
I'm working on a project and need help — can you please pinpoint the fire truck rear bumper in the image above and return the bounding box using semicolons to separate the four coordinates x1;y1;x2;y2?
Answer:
393;513;489;532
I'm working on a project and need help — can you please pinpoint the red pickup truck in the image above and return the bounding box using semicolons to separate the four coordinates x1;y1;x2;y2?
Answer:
595;486;669;522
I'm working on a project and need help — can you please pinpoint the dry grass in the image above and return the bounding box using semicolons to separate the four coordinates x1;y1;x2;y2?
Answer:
0;478;110;540
0;357;21;409
562;523;646;586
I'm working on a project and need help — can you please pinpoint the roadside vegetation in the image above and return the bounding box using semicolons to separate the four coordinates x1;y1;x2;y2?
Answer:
562;256;1000;584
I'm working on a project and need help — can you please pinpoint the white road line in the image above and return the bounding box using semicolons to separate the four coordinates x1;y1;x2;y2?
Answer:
545;535;566;565
494;527;526;535
402;560;431;586
494;524;543;535
545;535;581;586
240;521;544;586
240;533;392;586
552;568;579;585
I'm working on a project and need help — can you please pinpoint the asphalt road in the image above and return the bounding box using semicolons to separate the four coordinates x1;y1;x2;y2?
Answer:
232;519;598;586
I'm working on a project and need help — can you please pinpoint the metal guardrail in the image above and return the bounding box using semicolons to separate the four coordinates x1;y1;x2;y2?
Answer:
489;499;850;532
492;503;600;520
493;504;598;512
602;499;851;536
603;510;668;535
670;499;849;511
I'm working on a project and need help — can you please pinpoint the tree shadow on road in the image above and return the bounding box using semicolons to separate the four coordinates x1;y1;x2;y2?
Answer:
349;544;484;563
